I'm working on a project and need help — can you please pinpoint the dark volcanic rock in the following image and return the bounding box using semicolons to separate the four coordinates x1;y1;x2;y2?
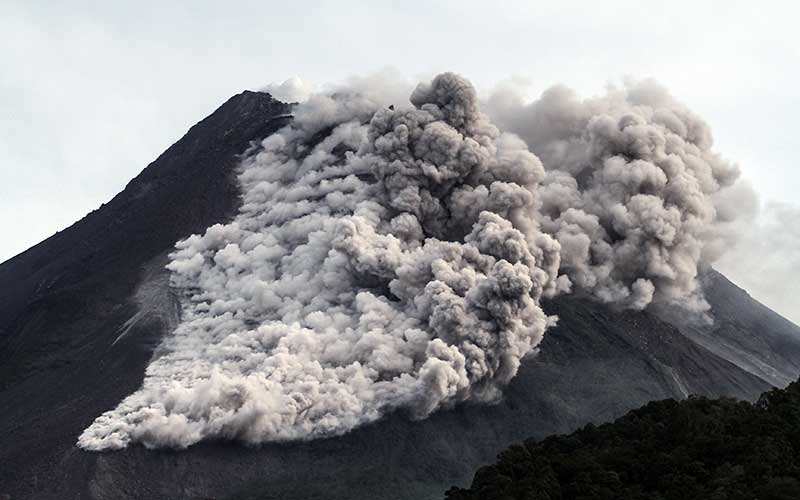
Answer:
681;270;800;387
0;91;291;498
0;92;796;500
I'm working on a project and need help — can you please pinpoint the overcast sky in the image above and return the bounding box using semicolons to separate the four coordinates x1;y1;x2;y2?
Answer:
1;0;798;322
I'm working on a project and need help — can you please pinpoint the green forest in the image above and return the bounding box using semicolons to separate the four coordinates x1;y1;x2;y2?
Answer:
446;380;800;500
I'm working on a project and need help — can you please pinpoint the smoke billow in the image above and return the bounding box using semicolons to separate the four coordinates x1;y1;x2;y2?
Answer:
260;76;317;103
78;72;747;451
487;80;741;312
78;73;562;450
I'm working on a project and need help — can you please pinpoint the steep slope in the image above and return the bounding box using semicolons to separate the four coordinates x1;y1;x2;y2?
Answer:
0;92;796;500
0;91;291;497
682;270;800;387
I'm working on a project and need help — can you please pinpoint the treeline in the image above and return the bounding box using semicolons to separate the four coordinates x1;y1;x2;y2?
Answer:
446;380;800;500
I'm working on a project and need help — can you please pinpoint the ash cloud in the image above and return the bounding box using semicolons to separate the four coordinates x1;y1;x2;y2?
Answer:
78;73;561;450
78;72;750;451
260;76;317;103
487;79;742;311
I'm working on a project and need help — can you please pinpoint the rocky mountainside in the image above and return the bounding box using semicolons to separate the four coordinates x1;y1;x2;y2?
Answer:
1;91;798;500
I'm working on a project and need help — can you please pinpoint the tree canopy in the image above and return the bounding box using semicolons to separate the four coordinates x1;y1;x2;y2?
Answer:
446;380;800;500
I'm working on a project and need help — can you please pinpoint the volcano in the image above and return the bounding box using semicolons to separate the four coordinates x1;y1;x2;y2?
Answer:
1;89;798;500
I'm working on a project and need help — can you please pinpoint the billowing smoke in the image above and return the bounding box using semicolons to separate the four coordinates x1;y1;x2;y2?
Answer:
78;73;562;450
487;80;740;311
78;72;745;451
260;76;317;103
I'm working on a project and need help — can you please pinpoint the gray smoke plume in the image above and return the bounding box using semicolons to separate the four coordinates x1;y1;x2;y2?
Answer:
77;73;562;450
487;79;741;311
78;73;747;451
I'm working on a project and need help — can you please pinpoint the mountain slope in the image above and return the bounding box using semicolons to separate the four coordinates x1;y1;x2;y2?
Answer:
683;270;800;387
0;91;291;497
0;92;797;500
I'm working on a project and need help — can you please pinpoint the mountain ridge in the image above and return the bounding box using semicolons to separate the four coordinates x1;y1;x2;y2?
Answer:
0;90;798;500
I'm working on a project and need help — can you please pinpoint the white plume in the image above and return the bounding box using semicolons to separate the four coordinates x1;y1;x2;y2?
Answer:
78;73;561;450
78;73;749;450
487;79;741;311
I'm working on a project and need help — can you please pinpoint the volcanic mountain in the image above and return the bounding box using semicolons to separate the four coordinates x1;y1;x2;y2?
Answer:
1;90;798;500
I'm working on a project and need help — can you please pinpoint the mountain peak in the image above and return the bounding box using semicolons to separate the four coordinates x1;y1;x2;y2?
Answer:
1;90;799;500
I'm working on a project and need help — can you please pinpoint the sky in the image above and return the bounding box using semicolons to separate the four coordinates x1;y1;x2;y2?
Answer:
1;0;798;322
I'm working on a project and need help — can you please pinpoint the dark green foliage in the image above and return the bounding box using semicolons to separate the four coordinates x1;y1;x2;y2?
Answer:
446;381;800;500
